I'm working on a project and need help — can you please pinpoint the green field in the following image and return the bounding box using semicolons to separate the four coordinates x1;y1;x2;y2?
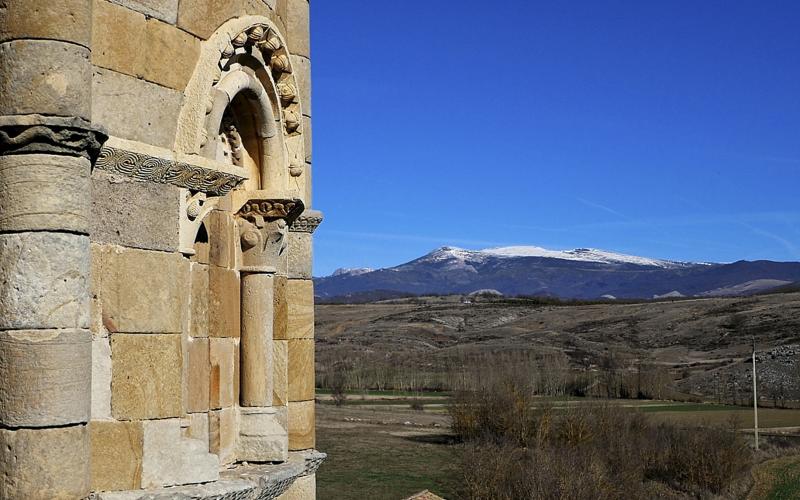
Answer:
768;459;800;499
316;408;460;499
316;396;800;499
750;455;800;499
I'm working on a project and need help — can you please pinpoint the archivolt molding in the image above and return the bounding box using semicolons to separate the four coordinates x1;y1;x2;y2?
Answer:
176;16;307;192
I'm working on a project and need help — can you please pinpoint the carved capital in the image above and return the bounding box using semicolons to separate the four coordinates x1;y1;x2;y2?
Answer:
235;197;304;272
237;217;287;273
0;115;107;160
289;210;323;233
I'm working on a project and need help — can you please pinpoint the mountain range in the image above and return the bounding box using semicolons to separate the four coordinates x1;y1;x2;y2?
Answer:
314;246;800;301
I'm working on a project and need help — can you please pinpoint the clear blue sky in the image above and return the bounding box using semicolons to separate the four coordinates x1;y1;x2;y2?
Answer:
309;1;800;276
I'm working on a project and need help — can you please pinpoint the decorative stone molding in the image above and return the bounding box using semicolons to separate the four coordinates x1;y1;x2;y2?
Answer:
0;115;107;160
300;449;327;476
238;199;303;220
96;146;246;196
288;210;323;234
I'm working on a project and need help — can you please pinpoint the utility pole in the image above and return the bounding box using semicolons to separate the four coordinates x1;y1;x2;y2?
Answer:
752;336;759;451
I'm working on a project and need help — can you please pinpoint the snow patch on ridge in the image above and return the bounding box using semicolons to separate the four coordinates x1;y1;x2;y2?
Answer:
480;246;696;268
331;267;374;277
416;245;697;269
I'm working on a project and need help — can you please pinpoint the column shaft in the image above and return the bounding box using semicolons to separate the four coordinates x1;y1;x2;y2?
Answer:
240;272;275;407
0;0;99;497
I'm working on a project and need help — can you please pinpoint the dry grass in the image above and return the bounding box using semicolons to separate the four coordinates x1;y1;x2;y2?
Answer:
450;379;754;499
749;455;800;499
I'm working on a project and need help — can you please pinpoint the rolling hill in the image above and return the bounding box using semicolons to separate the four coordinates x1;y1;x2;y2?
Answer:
315;246;800;301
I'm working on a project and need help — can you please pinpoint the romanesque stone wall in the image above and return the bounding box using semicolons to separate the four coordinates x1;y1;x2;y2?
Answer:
0;0;319;498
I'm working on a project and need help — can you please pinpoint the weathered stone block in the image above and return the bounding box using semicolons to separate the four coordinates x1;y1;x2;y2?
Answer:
287;231;312;279
0;40;91;120
92;0;146;78
290;55;311;120
303;115;312;164
303;163;312;205
108;0;179;24
0;0;92;46
209;337;236;409
277;474;315;500
0;154;90;233
177;0;276;39
0;232;89;330
92;244;188;334
209;265;240;338
288;400;315;450
190;263;209;337
286;279;314;339
236;406;288;462
90;293;106;337
111;334;183;420
0;425;90;499
141;419;179;488
284;0;310;58
207;210;236;268
92;335;113;420
234;341;241;404
273;275;288;339
187;337;210;412
91;169;181;252
288;338;314;402
144;18;201;91
273;339;289;406
186;412;210;449
0;329;90;427
92;68;183;149
142;419;219;488
90;420;144;492
209;407;236;465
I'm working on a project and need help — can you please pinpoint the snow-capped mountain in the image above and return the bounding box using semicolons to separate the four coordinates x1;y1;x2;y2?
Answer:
411;245;697;269
315;245;800;301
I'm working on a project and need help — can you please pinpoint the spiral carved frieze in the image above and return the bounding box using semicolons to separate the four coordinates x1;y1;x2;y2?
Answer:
96;146;246;196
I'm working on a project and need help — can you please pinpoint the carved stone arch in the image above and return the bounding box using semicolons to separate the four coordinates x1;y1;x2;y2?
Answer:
175;16;307;199
202;68;287;191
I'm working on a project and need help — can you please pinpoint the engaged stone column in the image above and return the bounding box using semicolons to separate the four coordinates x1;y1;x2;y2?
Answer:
0;1;105;498
235;198;302;463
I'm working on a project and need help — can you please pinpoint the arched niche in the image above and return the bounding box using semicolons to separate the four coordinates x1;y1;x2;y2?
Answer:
175;17;307;200
203;68;286;191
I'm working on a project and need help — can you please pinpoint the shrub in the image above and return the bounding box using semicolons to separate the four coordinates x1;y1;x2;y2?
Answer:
449;378;753;499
